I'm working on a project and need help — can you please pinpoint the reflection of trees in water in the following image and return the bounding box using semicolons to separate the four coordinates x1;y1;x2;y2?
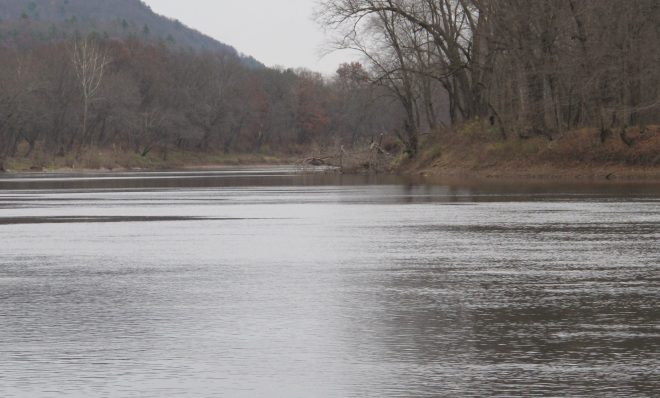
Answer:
334;205;659;395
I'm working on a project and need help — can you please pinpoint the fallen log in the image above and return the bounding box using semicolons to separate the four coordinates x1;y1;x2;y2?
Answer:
302;157;329;166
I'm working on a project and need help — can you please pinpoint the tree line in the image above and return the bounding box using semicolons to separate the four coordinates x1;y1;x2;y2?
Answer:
0;37;400;168
319;0;660;155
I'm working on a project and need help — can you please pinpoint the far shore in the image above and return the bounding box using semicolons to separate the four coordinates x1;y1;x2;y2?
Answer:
4;128;660;182
0;150;298;175
3;159;660;184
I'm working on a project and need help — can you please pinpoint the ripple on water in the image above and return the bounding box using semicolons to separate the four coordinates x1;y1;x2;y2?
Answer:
0;172;659;397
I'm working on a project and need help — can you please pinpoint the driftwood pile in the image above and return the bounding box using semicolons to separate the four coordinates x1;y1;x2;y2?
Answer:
300;140;394;173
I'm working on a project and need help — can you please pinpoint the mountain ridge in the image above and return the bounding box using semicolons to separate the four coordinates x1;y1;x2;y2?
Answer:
0;0;262;67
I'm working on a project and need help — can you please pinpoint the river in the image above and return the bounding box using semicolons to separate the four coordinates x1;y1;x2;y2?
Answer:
0;167;658;397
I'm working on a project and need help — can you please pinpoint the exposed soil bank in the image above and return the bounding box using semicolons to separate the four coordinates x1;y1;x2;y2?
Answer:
407;162;660;182
397;125;660;182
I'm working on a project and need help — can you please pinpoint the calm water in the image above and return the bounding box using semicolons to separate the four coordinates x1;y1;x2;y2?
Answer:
1;167;658;397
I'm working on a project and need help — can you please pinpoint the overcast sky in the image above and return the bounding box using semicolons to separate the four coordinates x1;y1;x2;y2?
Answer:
142;0;357;74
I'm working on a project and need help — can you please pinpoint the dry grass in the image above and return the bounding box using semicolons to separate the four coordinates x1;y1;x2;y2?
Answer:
2;144;293;172
404;123;660;180
5;127;660;181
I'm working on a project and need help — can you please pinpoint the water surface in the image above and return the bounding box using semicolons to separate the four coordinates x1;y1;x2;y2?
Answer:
1;167;658;397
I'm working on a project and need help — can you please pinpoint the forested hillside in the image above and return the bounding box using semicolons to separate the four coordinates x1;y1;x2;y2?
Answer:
0;1;403;170
2;0;660;174
0;0;261;66
0;37;400;170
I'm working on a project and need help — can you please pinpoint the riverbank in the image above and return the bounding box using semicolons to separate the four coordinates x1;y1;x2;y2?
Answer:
405;160;660;181
4;125;660;182
396;124;660;181
0;147;295;173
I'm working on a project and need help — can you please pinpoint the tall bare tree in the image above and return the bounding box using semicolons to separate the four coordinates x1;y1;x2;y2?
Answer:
70;38;109;150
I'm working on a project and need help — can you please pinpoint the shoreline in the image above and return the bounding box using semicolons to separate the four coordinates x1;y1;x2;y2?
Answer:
3;160;660;184
395;127;660;183
4;125;660;183
405;163;660;182
0;150;297;175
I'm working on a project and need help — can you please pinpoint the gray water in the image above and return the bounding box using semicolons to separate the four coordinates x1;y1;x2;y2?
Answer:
1;167;658;397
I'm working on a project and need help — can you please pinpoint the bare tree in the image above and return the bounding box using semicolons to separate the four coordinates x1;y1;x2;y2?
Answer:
70;38;109;150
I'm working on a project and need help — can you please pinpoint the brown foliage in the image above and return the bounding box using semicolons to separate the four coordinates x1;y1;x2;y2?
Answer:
0;38;398;167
